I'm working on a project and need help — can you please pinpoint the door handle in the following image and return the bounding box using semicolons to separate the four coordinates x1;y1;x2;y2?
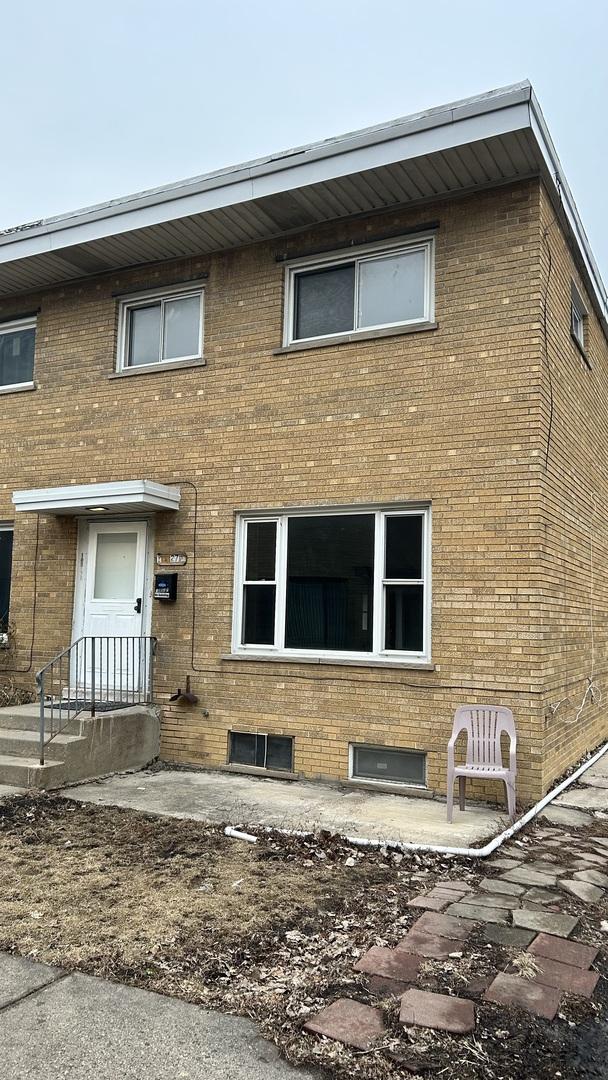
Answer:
134;597;142;614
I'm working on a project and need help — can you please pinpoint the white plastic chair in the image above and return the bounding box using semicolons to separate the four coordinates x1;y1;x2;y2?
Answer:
446;705;517;822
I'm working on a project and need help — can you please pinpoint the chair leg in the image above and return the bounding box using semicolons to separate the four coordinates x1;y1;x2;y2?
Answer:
459;776;466;811
446;771;454;823
505;778;516;820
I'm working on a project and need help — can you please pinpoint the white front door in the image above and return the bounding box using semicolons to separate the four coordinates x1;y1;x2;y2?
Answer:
77;520;148;697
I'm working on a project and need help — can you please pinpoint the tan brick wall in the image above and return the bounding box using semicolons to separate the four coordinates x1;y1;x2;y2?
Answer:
537;184;608;789
0;180;557;801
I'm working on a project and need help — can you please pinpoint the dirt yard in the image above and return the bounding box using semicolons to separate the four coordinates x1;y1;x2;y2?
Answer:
1;793;606;1080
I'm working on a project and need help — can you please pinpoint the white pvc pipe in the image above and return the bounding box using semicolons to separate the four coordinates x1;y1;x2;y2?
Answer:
223;740;608;859
224;826;257;843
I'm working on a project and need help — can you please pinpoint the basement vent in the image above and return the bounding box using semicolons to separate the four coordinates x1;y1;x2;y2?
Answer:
351;744;426;787
229;731;293;772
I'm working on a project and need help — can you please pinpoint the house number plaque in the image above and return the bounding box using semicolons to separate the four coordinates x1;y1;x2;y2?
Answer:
156;553;188;567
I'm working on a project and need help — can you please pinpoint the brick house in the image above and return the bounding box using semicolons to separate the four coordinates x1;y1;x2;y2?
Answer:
0;81;606;804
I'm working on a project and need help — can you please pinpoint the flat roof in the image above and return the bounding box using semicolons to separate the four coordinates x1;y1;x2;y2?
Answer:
1;81;606;335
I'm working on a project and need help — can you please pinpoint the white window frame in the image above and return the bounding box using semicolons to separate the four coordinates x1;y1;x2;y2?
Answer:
232;505;431;663
571;283;587;351
0;316;36;391
282;235;435;346
116;281;205;372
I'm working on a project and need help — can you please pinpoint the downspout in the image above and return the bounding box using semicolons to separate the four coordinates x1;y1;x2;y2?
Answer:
224;739;608;858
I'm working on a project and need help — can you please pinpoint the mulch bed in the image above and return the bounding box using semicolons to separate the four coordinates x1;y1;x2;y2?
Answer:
0;792;606;1080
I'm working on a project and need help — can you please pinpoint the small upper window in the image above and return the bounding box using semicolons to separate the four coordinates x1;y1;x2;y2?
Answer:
284;237;434;345
118;284;204;371
571;283;587;351
0;317;36;389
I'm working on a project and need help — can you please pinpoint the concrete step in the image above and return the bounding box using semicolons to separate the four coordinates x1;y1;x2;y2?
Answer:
0;706;41;732
0;704;83;734
0;705;160;790
0;728;87;759
0;754;66;790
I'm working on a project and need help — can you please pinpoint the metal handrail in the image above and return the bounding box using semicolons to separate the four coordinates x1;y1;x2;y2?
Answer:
35;635;157;765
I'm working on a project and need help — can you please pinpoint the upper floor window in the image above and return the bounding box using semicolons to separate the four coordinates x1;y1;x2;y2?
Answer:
232;506;430;662
283;236;435;346
571;283;587;352
0;526;14;633
0;317;36;390
117;283;204;371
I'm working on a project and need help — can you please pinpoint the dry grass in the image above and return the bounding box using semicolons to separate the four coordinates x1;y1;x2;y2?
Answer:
0;796;353;970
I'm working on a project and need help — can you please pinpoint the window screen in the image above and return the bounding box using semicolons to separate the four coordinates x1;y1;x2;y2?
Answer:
294;264;355;340
352;744;426;786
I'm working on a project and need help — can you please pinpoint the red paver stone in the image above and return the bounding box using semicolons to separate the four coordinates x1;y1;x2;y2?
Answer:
484;973;562;1020
304;998;385;1050
528;933;599;970
528;956;600;999
407;894;451;911
397;928;465;959
400;988;475;1034
414;910;473;941
354;946;421;982
437;880;475;892
407;894;446;911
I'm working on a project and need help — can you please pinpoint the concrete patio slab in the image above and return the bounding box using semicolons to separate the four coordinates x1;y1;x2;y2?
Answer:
0;956;320;1080
556;787;608;811
64;767;505;847
539;806;590;827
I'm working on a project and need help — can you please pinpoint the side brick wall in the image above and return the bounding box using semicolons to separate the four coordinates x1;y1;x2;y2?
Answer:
538;183;608;788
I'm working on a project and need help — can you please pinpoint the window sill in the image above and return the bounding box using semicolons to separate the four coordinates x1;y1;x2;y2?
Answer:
109;358;206;379
571;332;592;370
222;653;435;671
219;763;299;781
273;321;438;355
0;381;36;396
342;778;433;799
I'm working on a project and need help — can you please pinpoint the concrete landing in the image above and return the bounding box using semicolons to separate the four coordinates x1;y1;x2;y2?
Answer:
0;954;319;1080
65;767;505;847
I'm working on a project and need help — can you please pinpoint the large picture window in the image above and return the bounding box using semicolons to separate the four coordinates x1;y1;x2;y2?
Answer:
0;527;14;633
283;237;434;346
0;317;36;389
233;507;430;661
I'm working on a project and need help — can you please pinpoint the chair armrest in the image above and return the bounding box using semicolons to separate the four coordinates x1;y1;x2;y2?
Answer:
509;734;517;773
447;733;458;769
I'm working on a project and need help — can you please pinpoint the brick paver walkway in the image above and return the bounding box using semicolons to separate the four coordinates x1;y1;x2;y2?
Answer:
304;764;608;1046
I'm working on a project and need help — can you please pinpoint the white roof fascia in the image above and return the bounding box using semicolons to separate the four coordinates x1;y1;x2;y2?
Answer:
0;88;534;262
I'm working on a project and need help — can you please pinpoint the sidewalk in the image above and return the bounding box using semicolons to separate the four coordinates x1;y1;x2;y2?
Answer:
0;954;319;1080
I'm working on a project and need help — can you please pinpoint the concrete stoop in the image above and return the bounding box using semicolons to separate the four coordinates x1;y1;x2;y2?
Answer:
0;703;161;790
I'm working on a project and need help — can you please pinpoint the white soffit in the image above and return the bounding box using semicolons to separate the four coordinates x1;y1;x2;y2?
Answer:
12;480;181;515
0;81;605;334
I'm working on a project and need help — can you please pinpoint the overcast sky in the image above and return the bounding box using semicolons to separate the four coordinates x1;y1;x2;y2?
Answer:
3;1;607;275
